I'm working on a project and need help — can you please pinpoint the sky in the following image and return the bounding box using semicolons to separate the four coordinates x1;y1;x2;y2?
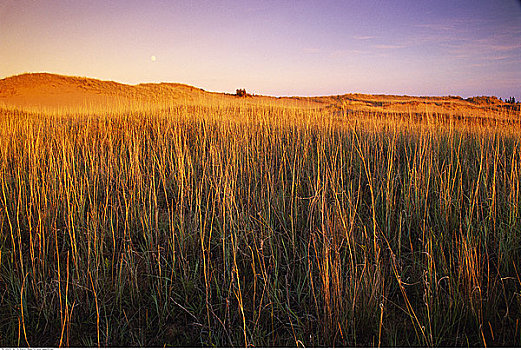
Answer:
1;0;520;98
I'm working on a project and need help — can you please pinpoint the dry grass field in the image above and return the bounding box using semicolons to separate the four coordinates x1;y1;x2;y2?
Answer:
0;73;520;346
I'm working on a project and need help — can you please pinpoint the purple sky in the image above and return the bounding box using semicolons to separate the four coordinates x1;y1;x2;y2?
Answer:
1;0;520;98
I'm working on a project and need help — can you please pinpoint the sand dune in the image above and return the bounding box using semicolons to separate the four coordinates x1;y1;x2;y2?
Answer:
0;73;517;119
0;73;211;109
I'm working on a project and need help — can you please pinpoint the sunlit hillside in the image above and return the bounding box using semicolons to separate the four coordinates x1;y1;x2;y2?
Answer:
1;73;519;121
0;73;320;113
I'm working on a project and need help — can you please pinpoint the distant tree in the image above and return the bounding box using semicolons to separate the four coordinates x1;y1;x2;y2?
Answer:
506;96;517;104
236;89;251;97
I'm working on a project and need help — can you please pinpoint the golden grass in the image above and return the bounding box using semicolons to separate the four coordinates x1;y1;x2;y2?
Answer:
0;77;520;346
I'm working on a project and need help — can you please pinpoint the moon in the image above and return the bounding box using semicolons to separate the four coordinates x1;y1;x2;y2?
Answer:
150;55;156;62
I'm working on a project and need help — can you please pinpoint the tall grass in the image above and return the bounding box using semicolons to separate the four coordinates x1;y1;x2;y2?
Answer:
0;103;520;346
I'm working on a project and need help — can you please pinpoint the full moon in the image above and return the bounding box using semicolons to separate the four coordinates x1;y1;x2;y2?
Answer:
150;55;156;62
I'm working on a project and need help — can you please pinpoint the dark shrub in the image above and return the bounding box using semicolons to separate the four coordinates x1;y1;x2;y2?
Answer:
236;89;251;97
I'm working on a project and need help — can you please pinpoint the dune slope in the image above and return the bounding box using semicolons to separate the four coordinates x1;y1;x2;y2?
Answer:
0;73;518;120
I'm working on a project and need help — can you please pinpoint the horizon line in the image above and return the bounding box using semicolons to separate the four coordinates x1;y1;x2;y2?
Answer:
2;71;518;101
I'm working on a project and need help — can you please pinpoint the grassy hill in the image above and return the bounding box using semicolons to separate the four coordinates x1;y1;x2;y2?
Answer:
0;73;317;112
1;73;518;122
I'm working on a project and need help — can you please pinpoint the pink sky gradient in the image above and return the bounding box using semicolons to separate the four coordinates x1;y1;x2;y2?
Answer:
1;0;520;98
